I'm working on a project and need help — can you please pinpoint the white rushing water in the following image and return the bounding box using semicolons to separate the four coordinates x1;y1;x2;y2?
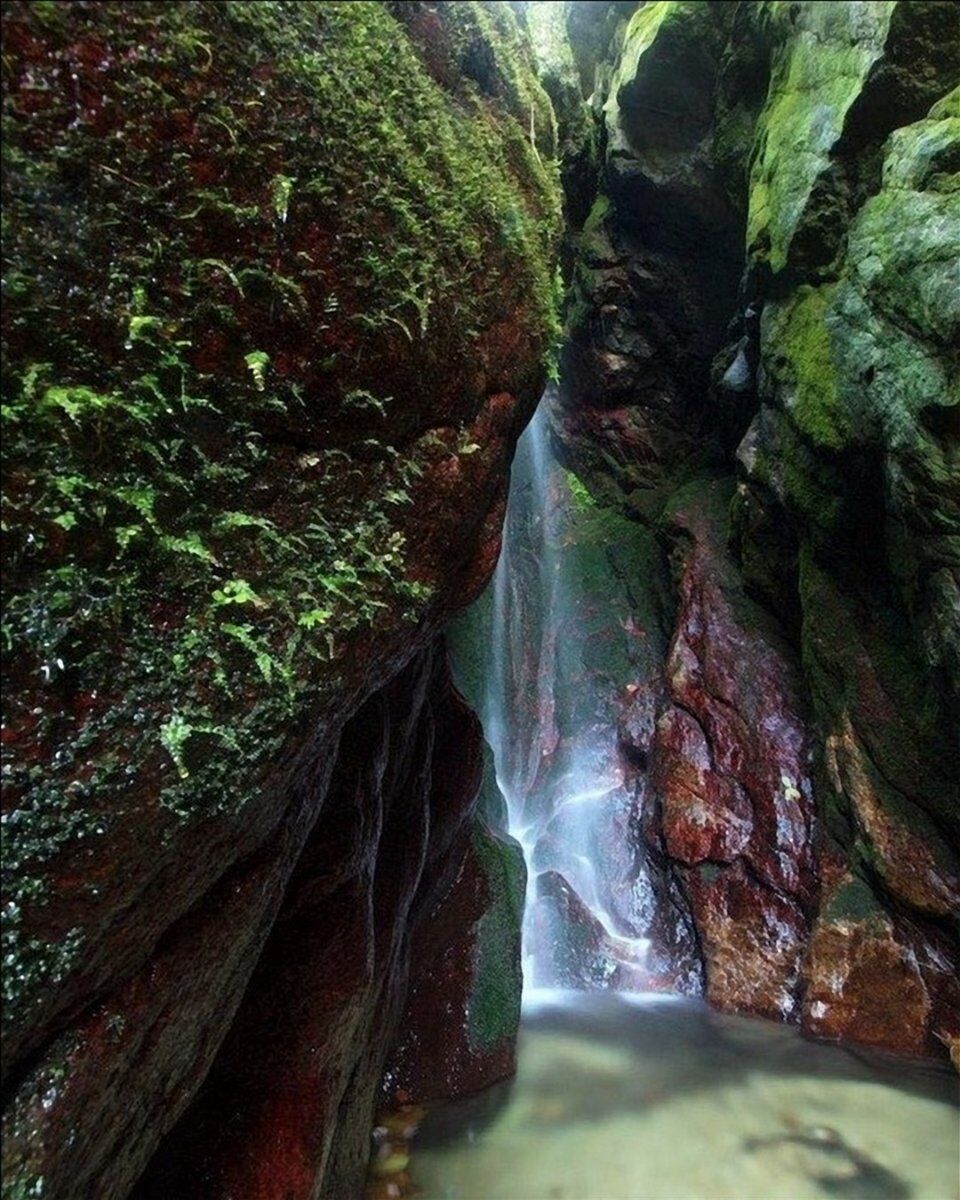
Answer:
479;395;652;991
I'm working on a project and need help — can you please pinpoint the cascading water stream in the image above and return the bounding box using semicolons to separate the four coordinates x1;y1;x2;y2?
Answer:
476;392;654;992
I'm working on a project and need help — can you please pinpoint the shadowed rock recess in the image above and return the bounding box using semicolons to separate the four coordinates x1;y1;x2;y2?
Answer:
0;1;957;1198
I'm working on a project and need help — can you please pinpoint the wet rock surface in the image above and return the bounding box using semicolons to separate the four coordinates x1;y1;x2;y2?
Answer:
545;0;959;1056
650;480;816;1019
2;3;559;1197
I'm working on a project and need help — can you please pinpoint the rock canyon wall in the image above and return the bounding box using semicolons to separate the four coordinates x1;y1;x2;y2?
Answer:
1;2;958;1199
1;4;555;1197
533;0;959;1061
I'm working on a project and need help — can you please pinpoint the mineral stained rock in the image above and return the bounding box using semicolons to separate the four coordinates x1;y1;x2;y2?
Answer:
551;0;959;1057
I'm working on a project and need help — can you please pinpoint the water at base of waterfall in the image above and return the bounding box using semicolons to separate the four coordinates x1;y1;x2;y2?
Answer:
368;992;959;1200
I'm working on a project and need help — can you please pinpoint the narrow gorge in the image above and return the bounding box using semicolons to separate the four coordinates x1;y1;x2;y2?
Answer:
2;3;958;1199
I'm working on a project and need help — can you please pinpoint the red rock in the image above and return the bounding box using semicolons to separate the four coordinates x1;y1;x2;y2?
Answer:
801;877;931;1056
644;481;815;1018
684;860;808;1020
655;707;753;865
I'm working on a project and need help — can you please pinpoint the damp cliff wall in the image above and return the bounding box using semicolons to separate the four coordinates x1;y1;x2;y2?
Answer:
1;4;560;1196
529;0;959;1062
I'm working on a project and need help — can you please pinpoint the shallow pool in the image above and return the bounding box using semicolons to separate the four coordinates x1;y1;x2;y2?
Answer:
369;991;959;1200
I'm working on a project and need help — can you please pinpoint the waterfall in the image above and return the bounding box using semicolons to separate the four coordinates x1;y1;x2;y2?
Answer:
469;391;656;992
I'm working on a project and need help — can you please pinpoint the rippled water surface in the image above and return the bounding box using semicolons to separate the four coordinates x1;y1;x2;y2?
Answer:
370;993;959;1200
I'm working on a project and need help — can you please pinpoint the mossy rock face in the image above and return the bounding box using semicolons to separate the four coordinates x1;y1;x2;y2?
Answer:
556;0;746;534
547;0;959;1056
746;0;960;277
761;286;849;452
467;819;527;1054
525;0;598;239
378;813;526;1110
759;94;960;718
799;551;957;829
820;872;890;931
746;0;897;273
2;0;561;1110
609;0;735;160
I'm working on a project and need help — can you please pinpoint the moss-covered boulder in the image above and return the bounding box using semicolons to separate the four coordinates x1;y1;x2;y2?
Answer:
382;814;527;1107
746;1;897;274
2;2;561;1196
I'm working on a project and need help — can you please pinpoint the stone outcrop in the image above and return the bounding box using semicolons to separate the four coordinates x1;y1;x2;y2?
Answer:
1;3;558;1197
651;478;816;1020
548;0;959;1057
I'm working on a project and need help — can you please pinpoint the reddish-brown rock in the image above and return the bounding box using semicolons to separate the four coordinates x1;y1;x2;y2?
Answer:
801;870;960;1060
645;481;815;1020
801;874;930;1056
132;649;522;1200
382;820;526;1107
656;707;753;866
684;861;808;1019
2;4;560;1196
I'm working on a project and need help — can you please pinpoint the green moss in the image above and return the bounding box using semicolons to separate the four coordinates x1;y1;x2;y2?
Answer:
582;194;612;236
846;113;960;356
564;469;595;514
1;0;561;1034
619;2;676;69
606;0;732;153
822;874;889;931
764;287;850;451
929;85;960;121
746;1;896;271
776;434;844;539
467;821;526;1052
